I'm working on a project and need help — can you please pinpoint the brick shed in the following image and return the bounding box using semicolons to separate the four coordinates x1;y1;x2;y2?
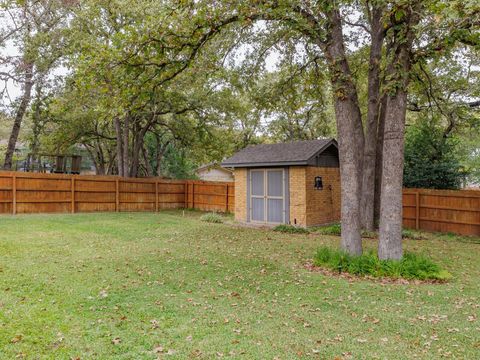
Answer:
222;139;341;227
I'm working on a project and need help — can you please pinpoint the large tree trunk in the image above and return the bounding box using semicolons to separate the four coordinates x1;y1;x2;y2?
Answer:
94;141;106;175
3;62;34;170
130;120;154;178
323;8;365;255
130;131;141;178
30;82;43;160
360;7;385;231
374;95;387;224
114;117;124;176
378;92;407;259
122;115;129;177
378;4;421;260
142;144;153;177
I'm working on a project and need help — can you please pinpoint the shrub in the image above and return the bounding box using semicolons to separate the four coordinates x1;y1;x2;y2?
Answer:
200;212;224;224
273;224;309;234
402;229;427;240
313;246;451;281
316;223;341;236
316;226;425;240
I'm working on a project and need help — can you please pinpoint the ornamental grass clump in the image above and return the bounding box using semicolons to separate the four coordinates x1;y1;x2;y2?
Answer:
313;246;451;281
200;212;224;224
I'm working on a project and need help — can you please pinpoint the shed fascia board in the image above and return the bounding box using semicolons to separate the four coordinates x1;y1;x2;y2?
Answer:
221;161;309;168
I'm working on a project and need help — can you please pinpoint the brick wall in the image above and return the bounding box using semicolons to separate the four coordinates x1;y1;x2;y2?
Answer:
234;168;247;222
304;166;341;226
289;166;307;226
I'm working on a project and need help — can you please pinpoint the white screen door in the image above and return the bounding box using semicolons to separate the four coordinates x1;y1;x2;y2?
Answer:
250;169;285;223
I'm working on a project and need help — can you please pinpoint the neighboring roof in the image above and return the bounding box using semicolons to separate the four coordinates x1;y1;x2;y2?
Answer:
222;138;337;168
197;162;234;173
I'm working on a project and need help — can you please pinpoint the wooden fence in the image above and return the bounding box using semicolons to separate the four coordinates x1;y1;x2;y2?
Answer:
0;171;478;237
403;188;480;236
0;171;234;214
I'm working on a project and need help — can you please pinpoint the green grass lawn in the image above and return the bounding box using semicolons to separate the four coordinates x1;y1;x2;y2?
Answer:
0;211;479;359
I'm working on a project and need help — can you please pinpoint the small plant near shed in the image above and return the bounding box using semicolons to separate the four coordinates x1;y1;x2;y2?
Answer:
200;212;224;224
315;223;341;236
273;224;310;234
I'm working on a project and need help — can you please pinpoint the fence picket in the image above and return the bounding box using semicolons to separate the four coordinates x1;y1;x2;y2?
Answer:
0;171;478;236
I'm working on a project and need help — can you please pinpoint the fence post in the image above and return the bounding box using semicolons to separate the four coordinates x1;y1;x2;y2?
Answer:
12;175;16;215
155;180;159;212
184;181;188;209
115;178;119;212
192;182;195;209
71;177;75;213
415;191;420;230
225;184;229;213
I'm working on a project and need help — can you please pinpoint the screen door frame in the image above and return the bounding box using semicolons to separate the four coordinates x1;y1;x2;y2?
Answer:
247;168;289;224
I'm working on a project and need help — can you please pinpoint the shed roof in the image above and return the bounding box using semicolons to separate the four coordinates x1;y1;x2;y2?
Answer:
222;138;337;168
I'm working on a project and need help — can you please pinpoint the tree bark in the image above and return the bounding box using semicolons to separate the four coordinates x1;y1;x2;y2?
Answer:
374;94;387;224
122;115;129;177
130;131;141;178
114;117;124;176
142;144;153;177
94;141;106;175
361;7;385;231
378;91;407;260
378;4;421;260
323;7;364;255
3;62;34;170
130;119;155;177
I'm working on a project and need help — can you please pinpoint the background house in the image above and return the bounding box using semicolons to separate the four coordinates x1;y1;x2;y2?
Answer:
196;163;234;182
222;139;340;227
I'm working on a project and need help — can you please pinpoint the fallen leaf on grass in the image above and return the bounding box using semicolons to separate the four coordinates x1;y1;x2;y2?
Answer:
153;345;164;353
11;335;22;344
111;337;121;345
151;319;159;329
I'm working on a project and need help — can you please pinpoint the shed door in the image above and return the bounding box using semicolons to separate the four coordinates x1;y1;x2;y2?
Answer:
250;169;285;224
250;170;265;222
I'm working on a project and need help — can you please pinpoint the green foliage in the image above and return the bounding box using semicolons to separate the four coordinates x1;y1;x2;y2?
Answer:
315;223;341;236
200;212;224;223
404;121;467;189
273;224;309;234
402;229;427;240
313;247;451;281
160;144;198;179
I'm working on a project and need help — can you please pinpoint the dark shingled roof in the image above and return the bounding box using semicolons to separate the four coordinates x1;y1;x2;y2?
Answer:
222;138;337;168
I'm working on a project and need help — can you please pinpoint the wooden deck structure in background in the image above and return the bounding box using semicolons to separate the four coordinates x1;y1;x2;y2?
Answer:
0;171;478;236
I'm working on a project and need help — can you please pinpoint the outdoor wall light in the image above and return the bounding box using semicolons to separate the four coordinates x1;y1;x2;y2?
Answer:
314;176;323;190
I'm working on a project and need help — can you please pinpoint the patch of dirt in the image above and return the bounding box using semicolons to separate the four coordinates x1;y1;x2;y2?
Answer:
303;261;448;285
